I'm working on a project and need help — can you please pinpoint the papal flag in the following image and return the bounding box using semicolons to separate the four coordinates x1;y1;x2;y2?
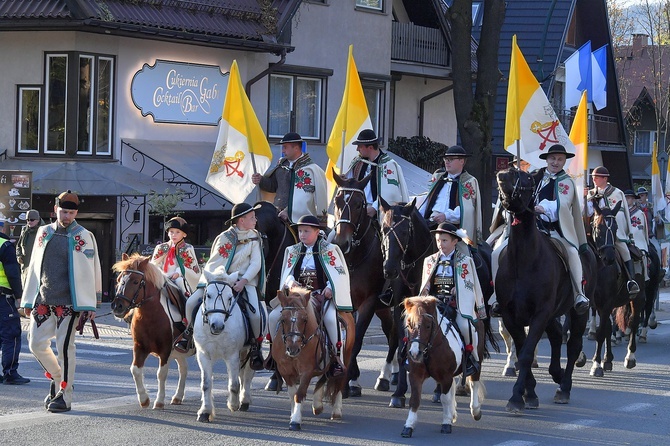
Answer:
206;60;272;204
567;91;588;200
504;35;576;170
653;142;667;213
325;45;372;199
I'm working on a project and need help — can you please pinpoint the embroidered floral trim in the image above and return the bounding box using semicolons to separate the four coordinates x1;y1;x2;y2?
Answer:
218;242;233;258
631;216;642;228
462;182;476;200
295;169;312;190
74;234;87;252
558;182;569;195
459;262;469;279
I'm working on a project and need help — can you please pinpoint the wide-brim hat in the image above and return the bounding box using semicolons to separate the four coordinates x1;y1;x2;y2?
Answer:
637;186;649;195
442;145;472;158
591;166;610;177
56;190;79;210
430;223;462;240
226;203;261;225
165;216;188;233
352;129;381;145
539;144;575;160
624;189;640;199
290;214;324;229
279;132;304;144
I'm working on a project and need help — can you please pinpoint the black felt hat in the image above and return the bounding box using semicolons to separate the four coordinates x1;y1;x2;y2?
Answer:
352;129;381;145
539;144;575;160
430;223;462;240
165;216;188;233
279;132;304;144
290;214;323;229
442;145;472;158
226;203;261;225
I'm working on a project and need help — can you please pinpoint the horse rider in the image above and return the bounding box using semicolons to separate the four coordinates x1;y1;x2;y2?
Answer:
344;129;409;220
487;156;529;249
586;166;640;296
251;132;329;225
150;217;201;341
636;186;656;239
267;215;353;378
418;145;483;247
625;189;650;282
490;144;590;316
419;223;487;377
178;203;267;370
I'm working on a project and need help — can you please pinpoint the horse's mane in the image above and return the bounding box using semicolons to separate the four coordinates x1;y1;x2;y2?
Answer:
112;253;166;289
404;296;438;327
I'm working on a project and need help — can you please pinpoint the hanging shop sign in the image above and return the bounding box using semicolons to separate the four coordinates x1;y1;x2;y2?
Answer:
0;170;32;239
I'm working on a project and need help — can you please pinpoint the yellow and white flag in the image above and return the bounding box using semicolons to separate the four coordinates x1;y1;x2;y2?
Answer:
505;35;576;170
325;45;372;199
206;60;272;204
653;142;667;213
567;91;588;200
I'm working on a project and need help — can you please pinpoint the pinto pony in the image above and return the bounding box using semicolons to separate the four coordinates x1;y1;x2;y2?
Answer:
401;296;486;438
272;287;355;431
111;253;193;409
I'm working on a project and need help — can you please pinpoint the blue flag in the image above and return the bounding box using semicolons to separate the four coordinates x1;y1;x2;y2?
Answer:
591;45;608;110
565;41;592;108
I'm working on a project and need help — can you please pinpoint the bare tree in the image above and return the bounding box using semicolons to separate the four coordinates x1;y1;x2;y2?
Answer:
447;0;506;233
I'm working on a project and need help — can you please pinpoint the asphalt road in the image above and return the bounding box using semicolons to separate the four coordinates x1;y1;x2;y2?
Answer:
1;296;669;446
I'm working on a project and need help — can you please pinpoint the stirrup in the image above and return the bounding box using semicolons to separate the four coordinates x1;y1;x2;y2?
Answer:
627;280;640;296
490;301;502;318
174;327;192;353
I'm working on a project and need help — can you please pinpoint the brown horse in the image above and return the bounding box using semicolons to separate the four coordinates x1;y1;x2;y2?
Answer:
272;287;355;431
401;296;486;438
331;173;398;396
111;253;194;409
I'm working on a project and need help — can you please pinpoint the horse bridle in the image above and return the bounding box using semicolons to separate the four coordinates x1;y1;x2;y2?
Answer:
593;214;617;255
279;304;318;349
334;187;372;243
201;281;239;328
502;168;537;218
383;213;432;272
115;269;149;310
407;313;439;360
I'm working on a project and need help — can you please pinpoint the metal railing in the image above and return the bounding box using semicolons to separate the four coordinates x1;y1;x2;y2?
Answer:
554;108;622;145
391;22;450;67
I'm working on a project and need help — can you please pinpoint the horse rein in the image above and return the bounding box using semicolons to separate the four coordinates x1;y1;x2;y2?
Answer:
593;214;617;255
334;187;369;241
201;281;239;326
383;213;432;272
115;269;148;310
279;304;318;349
407;313;438;359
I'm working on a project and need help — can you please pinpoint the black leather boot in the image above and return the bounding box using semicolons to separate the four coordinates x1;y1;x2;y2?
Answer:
248;339;264;371
463;350;480;377
174;325;193;353
624;260;640;296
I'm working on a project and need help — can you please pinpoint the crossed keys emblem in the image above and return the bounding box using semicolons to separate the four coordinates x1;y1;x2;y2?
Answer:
209;145;246;178
530;119;560;151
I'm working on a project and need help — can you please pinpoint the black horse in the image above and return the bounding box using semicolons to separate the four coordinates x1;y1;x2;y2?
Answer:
589;200;645;375
331;174;398;397
254;201;297;391
495;168;591;413
640;242;663;342
379;197;497;408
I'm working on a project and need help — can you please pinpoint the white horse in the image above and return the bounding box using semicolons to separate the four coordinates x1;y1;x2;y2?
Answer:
193;270;255;422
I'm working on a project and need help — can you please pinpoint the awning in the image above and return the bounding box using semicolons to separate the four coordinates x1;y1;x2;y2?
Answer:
0;159;177;196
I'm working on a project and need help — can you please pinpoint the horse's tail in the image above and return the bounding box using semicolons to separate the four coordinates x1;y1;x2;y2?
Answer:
322;372;346;404
483;317;500;356
615;303;633;332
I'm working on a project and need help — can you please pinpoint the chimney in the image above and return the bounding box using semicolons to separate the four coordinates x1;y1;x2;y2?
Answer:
632;33;649;53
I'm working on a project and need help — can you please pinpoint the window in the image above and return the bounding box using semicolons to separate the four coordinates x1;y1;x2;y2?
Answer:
363;81;385;136
269;74;323;140
19;52;114;157
634;130;654;155
356;0;383;11
17;87;41;153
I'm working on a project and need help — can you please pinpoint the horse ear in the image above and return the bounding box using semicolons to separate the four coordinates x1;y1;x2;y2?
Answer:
592;199;602;215
122;253;129;261
359;172;373;189
404;297;415;312
332;168;344;187
379;196;390;213
277;288;288;306
613;200;622;214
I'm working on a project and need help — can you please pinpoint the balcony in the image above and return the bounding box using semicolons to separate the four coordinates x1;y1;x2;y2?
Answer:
555;108;622;145
391;22;450;67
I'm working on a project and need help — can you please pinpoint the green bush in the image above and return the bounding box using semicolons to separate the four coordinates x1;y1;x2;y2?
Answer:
387;136;446;173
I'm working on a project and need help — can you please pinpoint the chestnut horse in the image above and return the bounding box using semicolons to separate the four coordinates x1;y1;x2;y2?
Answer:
331;173;398;396
402;296;486;438
495;168;591;413
272;287;355;431
111;253;194;409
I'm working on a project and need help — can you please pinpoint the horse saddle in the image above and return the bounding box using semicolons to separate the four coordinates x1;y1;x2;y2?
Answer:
164;280;187;318
546;237;569;272
628;244;643;262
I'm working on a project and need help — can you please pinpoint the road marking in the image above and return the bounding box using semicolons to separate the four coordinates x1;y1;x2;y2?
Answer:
76;348;126;357
492;441;538;446
556;419;600;430
617;402;654;412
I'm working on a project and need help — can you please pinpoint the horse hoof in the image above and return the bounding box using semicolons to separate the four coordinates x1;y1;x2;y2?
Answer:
649;316;657;329
575;352;587;368
431;392;441;404
625;358;636;369
170;397;182;405
588;332;597;341
374;378;389;392
524;396;539;409
441;423;452;434
639;336;647;343
473;411;482;421
289;422;301;431
265;378;279;392
455;385;470;397
389;396;406;408
531;360;539;368
331;413;342;421
391;372;399;386
240;402;249;412
505;400;525;415
503;367;517;377
590;367;604;377
604;362;613;372
349;385;362;397
554;389;570;404
401;427;413;438
140;398;150;408
153;402;165;410
197;413;211;423
313;406;324;416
